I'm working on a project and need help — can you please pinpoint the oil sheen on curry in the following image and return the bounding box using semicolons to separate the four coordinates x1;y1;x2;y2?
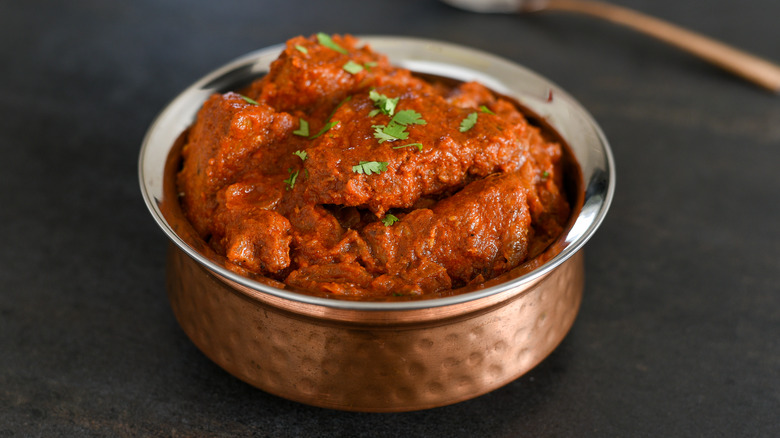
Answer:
177;34;572;299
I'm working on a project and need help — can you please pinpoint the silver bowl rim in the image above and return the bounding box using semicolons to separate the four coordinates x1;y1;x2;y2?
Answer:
139;35;615;311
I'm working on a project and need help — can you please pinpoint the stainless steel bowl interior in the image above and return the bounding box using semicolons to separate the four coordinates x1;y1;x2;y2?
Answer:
139;36;615;311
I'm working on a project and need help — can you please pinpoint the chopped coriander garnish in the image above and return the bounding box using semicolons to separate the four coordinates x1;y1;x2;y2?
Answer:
368;90;398;116
316;32;348;54
309;120;339;139
542;170;550;179
372;109;427;143
364;61;378;70
367;93;425;145
373;123;408;143
392;142;423;151
293;118;309;137
479;105;495;115
283;169;299;190
392;109;426;126
343;60;364;74
240;95;259;105
459;112;478;132
381;214;400;226
294;44;308;54
293;150;308;161
352;161;388;175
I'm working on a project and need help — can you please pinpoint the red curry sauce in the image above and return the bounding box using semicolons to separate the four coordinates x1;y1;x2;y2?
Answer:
177;34;571;299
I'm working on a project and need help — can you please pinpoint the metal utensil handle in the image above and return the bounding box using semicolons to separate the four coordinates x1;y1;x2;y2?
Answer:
543;0;780;93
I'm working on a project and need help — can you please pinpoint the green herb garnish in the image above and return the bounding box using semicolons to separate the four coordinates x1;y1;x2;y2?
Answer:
479;105;495;115
367;92;425;145
381;214;400;226
309;120;339;139
343;60;364;74
293;150;308;161
368;90;398;117
542;170;550;179
392;142;423;151
294;44;308;54
293;118;309;137
372;109;426;143
241;95;259;105
392;109;426;126
459;112;478;132
316;32;348;54
373;123;408;143
364;61;378;70
283;169;299;190
352;161;388;175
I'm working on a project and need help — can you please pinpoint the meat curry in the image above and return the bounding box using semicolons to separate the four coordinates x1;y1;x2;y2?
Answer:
177;34;572;299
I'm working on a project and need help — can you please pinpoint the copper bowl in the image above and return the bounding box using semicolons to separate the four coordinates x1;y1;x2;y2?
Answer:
139;36;615;412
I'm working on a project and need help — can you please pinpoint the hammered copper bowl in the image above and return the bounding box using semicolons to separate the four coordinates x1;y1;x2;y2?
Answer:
139;36;615;412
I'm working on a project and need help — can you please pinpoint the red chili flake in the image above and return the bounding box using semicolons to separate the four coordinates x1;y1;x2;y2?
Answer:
546;89;554;103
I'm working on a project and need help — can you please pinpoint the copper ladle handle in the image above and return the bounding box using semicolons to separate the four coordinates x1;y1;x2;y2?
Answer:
534;0;780;93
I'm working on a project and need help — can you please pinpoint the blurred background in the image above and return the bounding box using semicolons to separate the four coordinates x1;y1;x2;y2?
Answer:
1;0;778;436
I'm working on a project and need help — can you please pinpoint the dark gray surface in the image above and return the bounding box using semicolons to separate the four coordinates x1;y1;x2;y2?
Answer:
2;0;778;436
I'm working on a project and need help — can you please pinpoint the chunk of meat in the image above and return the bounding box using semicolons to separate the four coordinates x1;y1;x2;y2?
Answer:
285;262;375;296
223;209;292;274
362;171;532;289
292;85;538;216
177;92;295;236
284;204;373;269
245;34;393;116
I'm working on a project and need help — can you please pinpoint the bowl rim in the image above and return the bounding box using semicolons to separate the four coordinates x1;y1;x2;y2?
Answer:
139;35;615;311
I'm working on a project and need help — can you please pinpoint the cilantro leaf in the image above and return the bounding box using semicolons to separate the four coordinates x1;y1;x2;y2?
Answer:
294;44;308;54
381;123;409;140
381;214;399;226
293;118;309;137
459;112;478;132
343;60;364;74
352;161;388;175
392;142;423;151
240;95;259;105
316;32;348;54
373;123;409;143
293;150;308;161
372;125;398;143
368;90;398;116
479;105;495;115
391;109;426;126
309;120;339;139
283;169;299;190
367;95;425;145
371;110;425;143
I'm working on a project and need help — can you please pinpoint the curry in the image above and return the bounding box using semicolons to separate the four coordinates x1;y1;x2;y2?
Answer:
176;34;571;298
